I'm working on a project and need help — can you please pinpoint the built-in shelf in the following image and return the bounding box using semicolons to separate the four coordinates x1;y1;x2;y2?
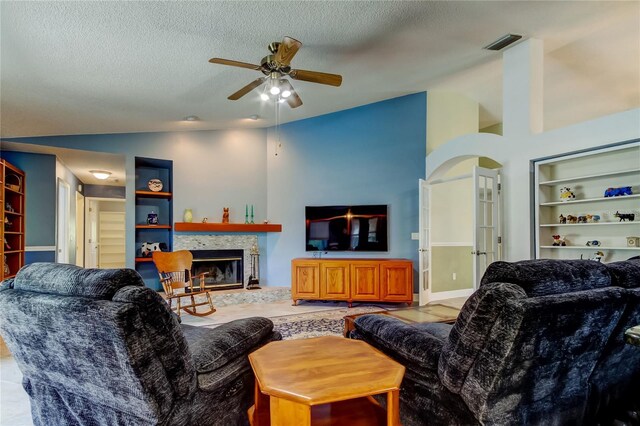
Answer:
174;222;282;233
4;211;23;216
135;190;172;199
540;246;640;251
540;194;640;206
135;257;154;263
540;222;639;227
539;169;638;186
135;224;172;229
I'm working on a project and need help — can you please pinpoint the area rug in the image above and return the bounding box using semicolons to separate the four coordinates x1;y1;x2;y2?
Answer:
269;306;387;340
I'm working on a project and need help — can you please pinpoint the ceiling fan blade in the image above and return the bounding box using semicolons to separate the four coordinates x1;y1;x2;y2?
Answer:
280;80;303;108
290;69;342;87
228;77;267;100
275;36;302;67
209;57;261;71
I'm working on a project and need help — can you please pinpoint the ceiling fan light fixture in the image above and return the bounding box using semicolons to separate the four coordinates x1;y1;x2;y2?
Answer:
270;85;281;95
260;93;270;101
90;170;111;180
281;89;291;98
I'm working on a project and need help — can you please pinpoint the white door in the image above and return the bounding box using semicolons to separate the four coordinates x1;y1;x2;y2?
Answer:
418;179;431;306
75;191;85;267
85;199;99;268
472;167;501;288
56;179;71;263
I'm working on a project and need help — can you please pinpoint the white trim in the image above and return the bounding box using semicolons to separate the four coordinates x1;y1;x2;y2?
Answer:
25;246;56;252
429;288;474;301
430;242;473;247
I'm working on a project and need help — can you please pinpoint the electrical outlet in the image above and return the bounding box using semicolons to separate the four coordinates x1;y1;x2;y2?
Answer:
452;272;457;281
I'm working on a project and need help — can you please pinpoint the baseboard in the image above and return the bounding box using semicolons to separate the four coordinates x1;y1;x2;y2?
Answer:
428;288;474;301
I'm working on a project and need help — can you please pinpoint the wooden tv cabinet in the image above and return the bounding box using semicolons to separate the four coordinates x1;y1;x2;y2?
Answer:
291;258;413;307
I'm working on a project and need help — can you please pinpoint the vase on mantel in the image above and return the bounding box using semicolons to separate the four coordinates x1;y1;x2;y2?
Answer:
183;209;193;223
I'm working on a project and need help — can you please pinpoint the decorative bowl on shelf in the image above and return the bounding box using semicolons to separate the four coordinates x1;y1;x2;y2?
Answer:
147;178;163;192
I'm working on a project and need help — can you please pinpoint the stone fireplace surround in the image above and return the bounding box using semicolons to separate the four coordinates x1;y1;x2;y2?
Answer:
174;234;258;287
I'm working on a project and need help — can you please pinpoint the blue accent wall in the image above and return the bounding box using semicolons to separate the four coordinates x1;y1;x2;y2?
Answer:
25;251;56;264
1;152;56;246
266;93;426;291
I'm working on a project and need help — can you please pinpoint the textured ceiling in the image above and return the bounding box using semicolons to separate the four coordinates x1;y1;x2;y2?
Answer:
1;1;638;138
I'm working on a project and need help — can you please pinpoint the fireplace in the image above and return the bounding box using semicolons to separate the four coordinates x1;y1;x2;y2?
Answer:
191;249;243;290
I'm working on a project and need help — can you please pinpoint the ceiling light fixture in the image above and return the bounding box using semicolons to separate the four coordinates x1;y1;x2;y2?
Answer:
281;89;291;98
249;114;259;120
90;170;111;180
183;115;200;122
483;33;523;51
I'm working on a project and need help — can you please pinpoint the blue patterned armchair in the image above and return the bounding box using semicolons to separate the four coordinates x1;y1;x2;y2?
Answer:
0;263;281;426
350;258;640;425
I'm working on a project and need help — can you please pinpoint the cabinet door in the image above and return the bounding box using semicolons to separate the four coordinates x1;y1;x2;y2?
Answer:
380;262;413;302
320;261;350;300
291;261;320;299
350;262;380;300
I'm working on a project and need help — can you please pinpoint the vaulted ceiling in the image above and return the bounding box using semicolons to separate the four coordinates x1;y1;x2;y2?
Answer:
1;1;638;138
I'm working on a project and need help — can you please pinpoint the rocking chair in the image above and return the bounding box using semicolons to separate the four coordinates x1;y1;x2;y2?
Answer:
152;250;216;317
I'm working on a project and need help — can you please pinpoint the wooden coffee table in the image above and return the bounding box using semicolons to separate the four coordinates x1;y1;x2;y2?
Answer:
248;336;405;426
343;303;460;337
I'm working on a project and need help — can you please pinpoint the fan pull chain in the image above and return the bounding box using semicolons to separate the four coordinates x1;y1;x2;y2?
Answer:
275;98;281;156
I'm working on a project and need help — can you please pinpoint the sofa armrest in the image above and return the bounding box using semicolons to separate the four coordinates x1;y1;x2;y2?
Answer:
181;317;279;374
352;314;445;372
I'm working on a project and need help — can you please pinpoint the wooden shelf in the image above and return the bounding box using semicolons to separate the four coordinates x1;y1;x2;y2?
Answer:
3;186;23;195
135;190;172;199
135;224;172;229
174;222;282;233
135;257;154;263
3;211;23;216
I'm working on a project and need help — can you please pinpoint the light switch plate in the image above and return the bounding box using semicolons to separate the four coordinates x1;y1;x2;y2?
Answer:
411;232;419;240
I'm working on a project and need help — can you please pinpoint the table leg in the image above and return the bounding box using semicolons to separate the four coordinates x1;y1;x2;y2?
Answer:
387;390;400;426
249;381;270;426
270;396;311;426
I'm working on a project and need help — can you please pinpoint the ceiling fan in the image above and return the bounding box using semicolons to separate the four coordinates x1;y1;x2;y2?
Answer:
209;36;342;108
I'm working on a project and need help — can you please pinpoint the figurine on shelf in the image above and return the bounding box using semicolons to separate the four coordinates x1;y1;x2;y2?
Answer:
263;219;269;225
3;238;10;250
604;186;633;197
5;202;14;213
614;211;635;222
567;215;578;224
222;207;230;223
140;242;167;258
560;187;576;202
552;235;567;246
202;217;208;223
585;240;601;247
586;214;601;223
146;211;158;225
590;251;605;262
577;215;588;223
559;214;567;224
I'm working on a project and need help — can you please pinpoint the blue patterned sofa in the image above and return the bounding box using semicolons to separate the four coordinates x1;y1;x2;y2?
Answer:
350;258;640;425
0;263;281;426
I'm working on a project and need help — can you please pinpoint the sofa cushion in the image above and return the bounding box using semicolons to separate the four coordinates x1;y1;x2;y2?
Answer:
480;259;611;296
604;258;640;288
181;317;275;373
13;263;143;299
413;322;453;340
439;282;526;394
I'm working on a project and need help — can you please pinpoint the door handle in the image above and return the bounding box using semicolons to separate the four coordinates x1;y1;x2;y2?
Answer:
471;251;487;256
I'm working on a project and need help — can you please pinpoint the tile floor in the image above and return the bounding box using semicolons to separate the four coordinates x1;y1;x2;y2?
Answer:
0;289;467;426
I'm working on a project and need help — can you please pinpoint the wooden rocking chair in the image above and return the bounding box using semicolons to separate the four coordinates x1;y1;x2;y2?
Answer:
152;250;216;317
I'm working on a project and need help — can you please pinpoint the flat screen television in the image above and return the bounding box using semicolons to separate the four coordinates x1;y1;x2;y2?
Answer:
305;205;388;252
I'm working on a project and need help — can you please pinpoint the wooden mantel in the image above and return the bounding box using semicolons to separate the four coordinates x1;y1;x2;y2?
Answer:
174;222;282;233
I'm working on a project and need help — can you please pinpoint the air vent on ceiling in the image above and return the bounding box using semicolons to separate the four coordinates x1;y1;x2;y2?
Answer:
483;34;523;51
